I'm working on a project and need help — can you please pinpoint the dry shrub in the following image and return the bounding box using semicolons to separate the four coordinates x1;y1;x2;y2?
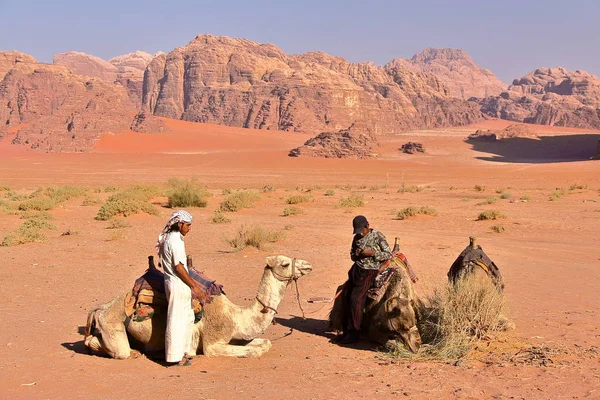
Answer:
0;199;18;215
339;194;364;208
569;183;587;191
549;188;565;201
520;195;531;201
260;185;275;193
285;195;311;204
107;218;131;229
500;192;512;199
167;179;210;208
227;225;284;251
477;196;498;205
211;211;231;224
1;214;55;246
106;230;127;241
82;196;102;206
491;225;505;233
391;275;510;360
397;206;437;220
477;210;506;221
324;189;335;196
96;184;160;220
282;206;303;216
397;185;424;194
474;185;486;192
19;185;86;211
219;190;260;212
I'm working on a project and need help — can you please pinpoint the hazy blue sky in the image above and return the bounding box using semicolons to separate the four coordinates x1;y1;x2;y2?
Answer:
0;0;597;83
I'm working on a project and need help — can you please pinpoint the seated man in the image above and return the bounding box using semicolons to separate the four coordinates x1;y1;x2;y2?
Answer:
336;215;393;344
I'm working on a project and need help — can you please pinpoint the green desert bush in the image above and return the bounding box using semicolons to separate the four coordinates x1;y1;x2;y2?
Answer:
282;206;303;216
1;214;55;246
19;185;86;211
285;195;311;205
211;211;231;224
96;185;160;220
500;192;512;199
219;190;260;212
227;225;284;251
396;206;437;220
82;196;103;206
549;188;565;201
339;194;364;208
168;184;209;208
477;210;506;221
391;275;509;360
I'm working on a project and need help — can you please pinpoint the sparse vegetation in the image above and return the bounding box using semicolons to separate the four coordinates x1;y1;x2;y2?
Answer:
0;200;18;215
491;224;505;233
1;214;56;246
477;196;498;205
396;206;437;220
474;185;486;192
227;225;284;251
96;184;160;220
520;195;531;201
18;185;87;211
549;188;566;201
569;183;587;191
477;210;506;220
211;211;231;224
82;196;102;206
107;218;131;229
397;185;424;194
284;224;294;230
500;192;512;199
0;185;11;191
285;195;311;205
338;194;364;208
219;190;260;212
222;188;232;196
391;275;510;360
282;206;303;216
260;185;275;193
324;189;335;196
104;186;118;192
106;230;127;241
167;179;210;208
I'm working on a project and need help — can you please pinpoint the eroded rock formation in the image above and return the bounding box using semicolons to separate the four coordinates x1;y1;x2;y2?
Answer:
289;123;376;159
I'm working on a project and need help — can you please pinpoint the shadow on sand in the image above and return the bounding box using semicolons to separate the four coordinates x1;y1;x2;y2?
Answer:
466;134;600;163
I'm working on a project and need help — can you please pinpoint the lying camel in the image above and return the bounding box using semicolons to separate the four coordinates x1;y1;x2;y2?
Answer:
85;255;312;359
329;259;421;353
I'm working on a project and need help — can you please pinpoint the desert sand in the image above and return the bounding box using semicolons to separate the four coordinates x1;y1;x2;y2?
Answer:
0;118;599;399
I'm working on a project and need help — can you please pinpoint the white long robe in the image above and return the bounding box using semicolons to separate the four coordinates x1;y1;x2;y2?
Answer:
160;231;194;363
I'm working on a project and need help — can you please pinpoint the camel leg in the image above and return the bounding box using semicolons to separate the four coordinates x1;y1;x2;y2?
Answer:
203;340;270;358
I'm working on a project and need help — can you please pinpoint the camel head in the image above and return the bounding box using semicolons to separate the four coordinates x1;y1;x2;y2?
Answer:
385;296;421;353
265;256;313;284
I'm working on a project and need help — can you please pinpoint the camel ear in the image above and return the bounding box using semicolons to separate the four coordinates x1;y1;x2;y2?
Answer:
266;256;280;268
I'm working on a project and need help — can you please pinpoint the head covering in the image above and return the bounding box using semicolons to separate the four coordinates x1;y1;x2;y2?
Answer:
155;210;193;253
352;215;369;235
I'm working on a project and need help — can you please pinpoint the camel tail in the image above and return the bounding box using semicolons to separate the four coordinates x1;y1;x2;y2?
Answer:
85;305;103;338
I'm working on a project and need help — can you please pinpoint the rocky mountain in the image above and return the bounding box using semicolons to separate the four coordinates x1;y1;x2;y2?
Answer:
289;122;377;158
142;34;482;135
53;51;154;106
0;54;137;151
477;67;600;129
392;48;506;99
0;52;38;81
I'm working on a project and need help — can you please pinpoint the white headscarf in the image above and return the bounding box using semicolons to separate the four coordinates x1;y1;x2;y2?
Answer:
155;209;193;253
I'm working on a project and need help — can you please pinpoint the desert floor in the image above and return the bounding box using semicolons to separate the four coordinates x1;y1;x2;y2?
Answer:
0;119;599;400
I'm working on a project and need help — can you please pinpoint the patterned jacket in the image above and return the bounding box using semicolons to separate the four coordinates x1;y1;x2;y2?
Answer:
350;229;393;270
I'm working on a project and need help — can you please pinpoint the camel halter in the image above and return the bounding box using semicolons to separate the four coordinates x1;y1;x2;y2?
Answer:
256;258;306;319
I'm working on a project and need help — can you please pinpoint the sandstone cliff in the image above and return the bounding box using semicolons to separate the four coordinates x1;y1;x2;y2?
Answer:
391;48;506;99
142;34;483;134
0;54;136;151
53;51;154;106
477;67;600;129
0;52;38;81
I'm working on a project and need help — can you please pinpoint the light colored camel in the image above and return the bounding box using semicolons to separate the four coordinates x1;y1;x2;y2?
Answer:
329;262;422;353
85;255;312;359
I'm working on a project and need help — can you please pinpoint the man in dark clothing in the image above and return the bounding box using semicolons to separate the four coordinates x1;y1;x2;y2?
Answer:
337;215;393;344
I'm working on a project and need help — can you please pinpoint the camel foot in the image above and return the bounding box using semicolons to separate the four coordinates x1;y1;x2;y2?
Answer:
204;338;272;358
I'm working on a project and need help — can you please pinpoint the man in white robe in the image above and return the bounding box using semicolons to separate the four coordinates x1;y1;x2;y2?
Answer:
156;210;206;366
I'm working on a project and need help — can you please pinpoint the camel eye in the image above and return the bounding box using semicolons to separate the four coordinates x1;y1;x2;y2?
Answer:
281;263;289;268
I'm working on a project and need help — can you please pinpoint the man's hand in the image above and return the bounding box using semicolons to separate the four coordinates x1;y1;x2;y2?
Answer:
360;249;375;257
191;285;207;302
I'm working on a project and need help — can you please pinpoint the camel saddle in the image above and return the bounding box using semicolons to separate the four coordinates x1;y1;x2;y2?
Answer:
367;254;410;300
124;266;224;321
447;244;504;290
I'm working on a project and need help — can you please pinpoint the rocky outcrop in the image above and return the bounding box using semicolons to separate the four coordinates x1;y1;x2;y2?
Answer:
0;54;136;151
467;124;538;141
142;34;483;134
0;52;37;81
392;48;506;99
289;123;376;158
477;68;600;129
53;51;154;106
130;112;169;133
400;142;425;154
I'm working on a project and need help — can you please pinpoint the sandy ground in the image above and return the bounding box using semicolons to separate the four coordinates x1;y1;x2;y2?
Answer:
0;119;599;400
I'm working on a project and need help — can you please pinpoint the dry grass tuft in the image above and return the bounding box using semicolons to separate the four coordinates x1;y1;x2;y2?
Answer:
1;213;56;246
549;188;565;201
285;195;312;204
219;190;260;212
227;225;284;251
338;194;364;208
211;211;231;224
477;210;506;221
282;206;303;216
396;206;437;220
324;189;335;196
96;184;160;220
491;224;505;233
82;196;103;206
477;196;498;205
474;185;486;192
397;185;424;194
107;218;131;229
391;275;510;360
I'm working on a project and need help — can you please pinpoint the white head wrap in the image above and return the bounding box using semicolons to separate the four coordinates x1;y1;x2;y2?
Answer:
155;209;193;253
